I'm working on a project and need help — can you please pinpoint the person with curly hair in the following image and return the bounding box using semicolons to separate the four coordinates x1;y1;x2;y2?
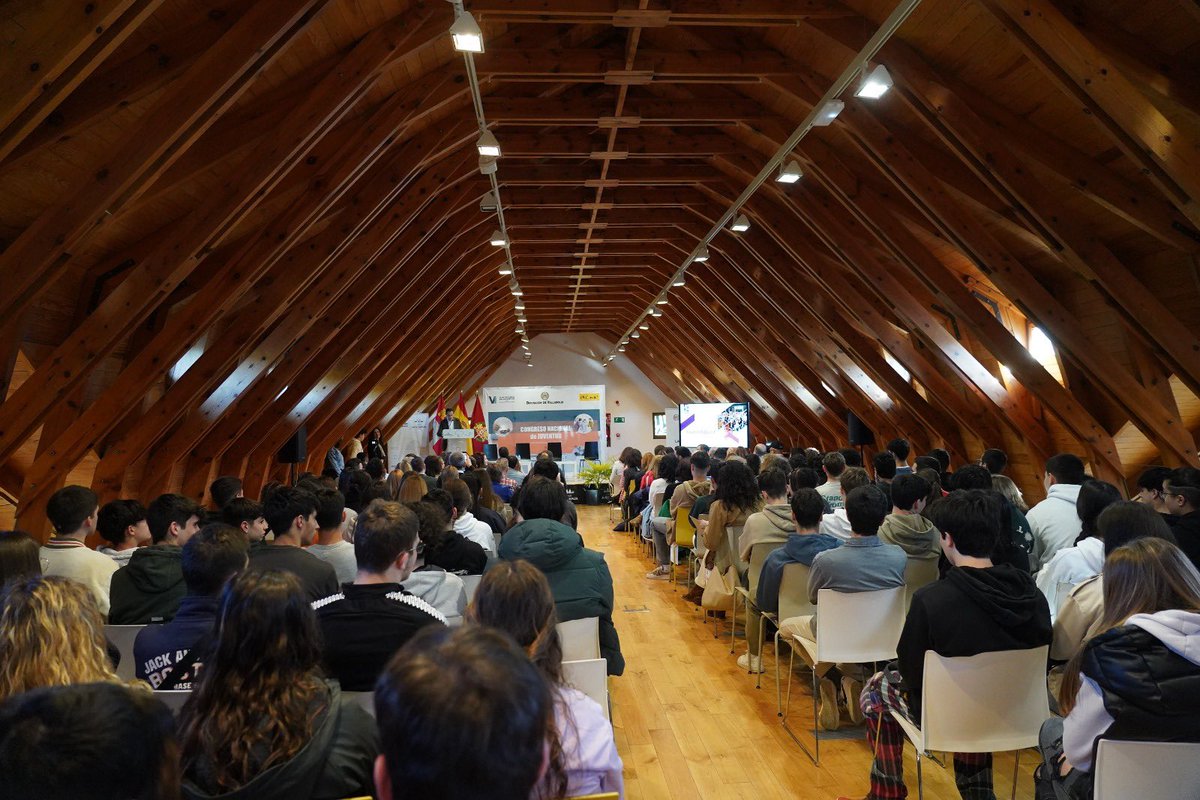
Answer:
702;459;764;574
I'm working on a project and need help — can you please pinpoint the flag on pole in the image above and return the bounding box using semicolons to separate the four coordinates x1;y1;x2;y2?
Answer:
453;392;471;453
470;395;487;455
432;396;447;455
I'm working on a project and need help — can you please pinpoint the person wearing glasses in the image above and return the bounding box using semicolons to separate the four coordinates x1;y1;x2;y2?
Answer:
1162;467;1200;570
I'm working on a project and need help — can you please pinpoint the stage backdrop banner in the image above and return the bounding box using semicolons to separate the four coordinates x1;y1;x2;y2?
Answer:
483;385;606;461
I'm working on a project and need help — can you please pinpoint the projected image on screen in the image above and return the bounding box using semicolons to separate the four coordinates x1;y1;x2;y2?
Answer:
679;402;750;448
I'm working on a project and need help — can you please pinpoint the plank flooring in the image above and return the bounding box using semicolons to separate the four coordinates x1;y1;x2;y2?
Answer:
577;505;1039;800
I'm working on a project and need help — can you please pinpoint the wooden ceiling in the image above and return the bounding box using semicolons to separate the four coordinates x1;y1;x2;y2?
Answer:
1;0;1199;532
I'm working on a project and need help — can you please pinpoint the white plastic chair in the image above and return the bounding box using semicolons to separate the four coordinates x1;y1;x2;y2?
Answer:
890;646;1051;800
460;573;483;603
733;541;785;683
104;624;145;681
563;658;610;721
783;586;906;764
1093;739;1200;800
558;617;600;661
772;562;817;713
154;689;191;715
903;557;939;611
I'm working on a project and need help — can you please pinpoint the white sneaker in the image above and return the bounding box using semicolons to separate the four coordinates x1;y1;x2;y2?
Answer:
646;566;670;580
736;652;764;673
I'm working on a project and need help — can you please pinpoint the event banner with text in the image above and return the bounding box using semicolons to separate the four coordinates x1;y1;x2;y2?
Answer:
483;385;605;461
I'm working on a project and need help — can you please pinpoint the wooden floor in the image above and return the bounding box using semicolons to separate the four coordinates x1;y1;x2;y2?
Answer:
578;505;1038;800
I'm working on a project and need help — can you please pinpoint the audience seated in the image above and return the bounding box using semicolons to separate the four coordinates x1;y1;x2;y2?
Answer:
990;473;1028;514
1051;502;1176;663
96;499;150;566
980;447;1007;475
315;500;445;692
527;457;579;530
0;575;121;701
178;569;377;800
757;488;840;618
701;459;763;576
818;451;848;510
1037;480;1122;615
248;485;338;602
887;438;913;476
442;478;496;554
499;476;625;675
109;492;203;624
689;459;723;525
792;485;906;731
134;523;247;689
0;682;179;800
877;474;940;561
1162;467;1200;569
1041;538;1200;798
39;485;117;615
670;449;711;520
304;484;357;584
416;489;488;575
221;497;269;549
208;475;243;510
739;467;793;564
872;451;896;506
644;453;681;580
374;625;557;800
818;467;873;542
953;464;1032;570
1133;465;1173;514
1028;453;1088;571
0;530;40;585
469;560;624;798
838;489;1051;800
465;469;507;535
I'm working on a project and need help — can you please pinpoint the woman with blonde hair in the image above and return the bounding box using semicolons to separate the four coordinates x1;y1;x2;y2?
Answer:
394;471;428;503
991;473;1028;513
641;453;660;490
469;560;622;799
1040;538;1200;795
0;574;120;701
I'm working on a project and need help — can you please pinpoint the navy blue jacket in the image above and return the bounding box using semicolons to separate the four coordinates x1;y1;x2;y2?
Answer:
133;595;219;689
755;533;841;614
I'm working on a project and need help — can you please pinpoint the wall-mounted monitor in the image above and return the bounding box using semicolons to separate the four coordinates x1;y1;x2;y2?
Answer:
547;441;563;460
678;402;750;449
516;442;532;460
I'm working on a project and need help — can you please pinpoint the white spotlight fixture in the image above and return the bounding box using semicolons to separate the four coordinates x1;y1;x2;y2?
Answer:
498;266;512;276
656;296;669;305
731;214;750;232
526;362;534;367
776;160;803;183
480;191;498;212
449;11;484;53
639;323;649;330
694;245;709;262
478;154;498;175
515;301;525;310
631;331;640;338
509;282;522;295
650;308;662;317
521;336;529;342
476;130;501;157
515;327;523;334
673;274;686;287
489;229;507;247
813;99;844;126
855;63;894;99
618;346;625;352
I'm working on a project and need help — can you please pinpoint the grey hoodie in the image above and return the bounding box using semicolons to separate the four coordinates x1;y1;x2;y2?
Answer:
879;513;941;560
739;503;794;563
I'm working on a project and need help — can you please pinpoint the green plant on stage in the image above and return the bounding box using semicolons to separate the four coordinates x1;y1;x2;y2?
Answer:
579;461;614;489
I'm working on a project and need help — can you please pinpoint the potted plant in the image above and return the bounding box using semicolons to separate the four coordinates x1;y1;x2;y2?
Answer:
579;461;614;506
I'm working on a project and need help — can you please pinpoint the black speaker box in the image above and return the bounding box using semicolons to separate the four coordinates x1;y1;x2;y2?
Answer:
847;412;875;447
277;425;307;463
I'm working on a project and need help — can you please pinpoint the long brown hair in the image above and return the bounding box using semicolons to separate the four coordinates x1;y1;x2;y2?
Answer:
395;471;428;503
178;570;327;792
0;575;118;700
467;560;568;797
1058;538;1200;713
471;468;504;513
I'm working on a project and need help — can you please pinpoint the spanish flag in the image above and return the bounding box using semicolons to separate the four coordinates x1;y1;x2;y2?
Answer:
453;392;471;438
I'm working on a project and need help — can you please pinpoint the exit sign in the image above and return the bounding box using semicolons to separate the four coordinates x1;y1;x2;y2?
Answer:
613;416;625;423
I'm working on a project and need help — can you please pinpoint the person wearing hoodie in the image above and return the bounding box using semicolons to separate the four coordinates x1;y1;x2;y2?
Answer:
1040;538;1200;797
1037;480;1122;618
416;490;488;576
1028;453;1088;572
499;476;624;676
108;493;203;624
95;499;151;567
403;500;469;623
757;489;840;617
670;449;711;517
878;473;941;562
179;570;377;800
1162;466;1200;570
442;478;496;554
134;523;248;689
838;489;1051;800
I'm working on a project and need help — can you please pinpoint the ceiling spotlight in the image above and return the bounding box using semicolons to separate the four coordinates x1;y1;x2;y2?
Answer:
639;323;649;330
521;336;529;342
673;274;686;287
656;296;669;305
618;346;625;352
476;130;501;157
515;327;523;334
813;99;844;126
449;11;484;53
776;160;803;183
498;266;512;276
693;245;709;262
631;331;640;338
480;191;498;212
515;301;525;310
489;229;507;247
478;154;498;175
731;214;750;232
509;282;522;296
526;362;534;367
651;308;662;317
517;316;526;323
855;64;893;99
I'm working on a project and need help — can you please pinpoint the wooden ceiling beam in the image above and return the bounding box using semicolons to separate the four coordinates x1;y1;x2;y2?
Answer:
487;96;763;123
471;0;853;25
0;0;168;164
0;0;332;331
495;130;739;158
477;48;808;80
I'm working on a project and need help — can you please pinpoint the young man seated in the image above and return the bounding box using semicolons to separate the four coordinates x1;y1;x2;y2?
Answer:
837;489;1051;800
108;493;203;624
220;496;270;549
95;499;151;567
39;486;118;615
788;485;906;730
248;485;338;602
304;484;357;584
134;523;248;689
877;474;940;561
314;501;445;691
739;467;794;564
818;468;874;541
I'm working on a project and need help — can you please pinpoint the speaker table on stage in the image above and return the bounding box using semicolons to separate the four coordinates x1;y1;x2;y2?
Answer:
441;428;476;453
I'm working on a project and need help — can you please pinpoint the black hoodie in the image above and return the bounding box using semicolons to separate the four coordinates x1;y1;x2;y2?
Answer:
108;544;186;624
897;564;1051;717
